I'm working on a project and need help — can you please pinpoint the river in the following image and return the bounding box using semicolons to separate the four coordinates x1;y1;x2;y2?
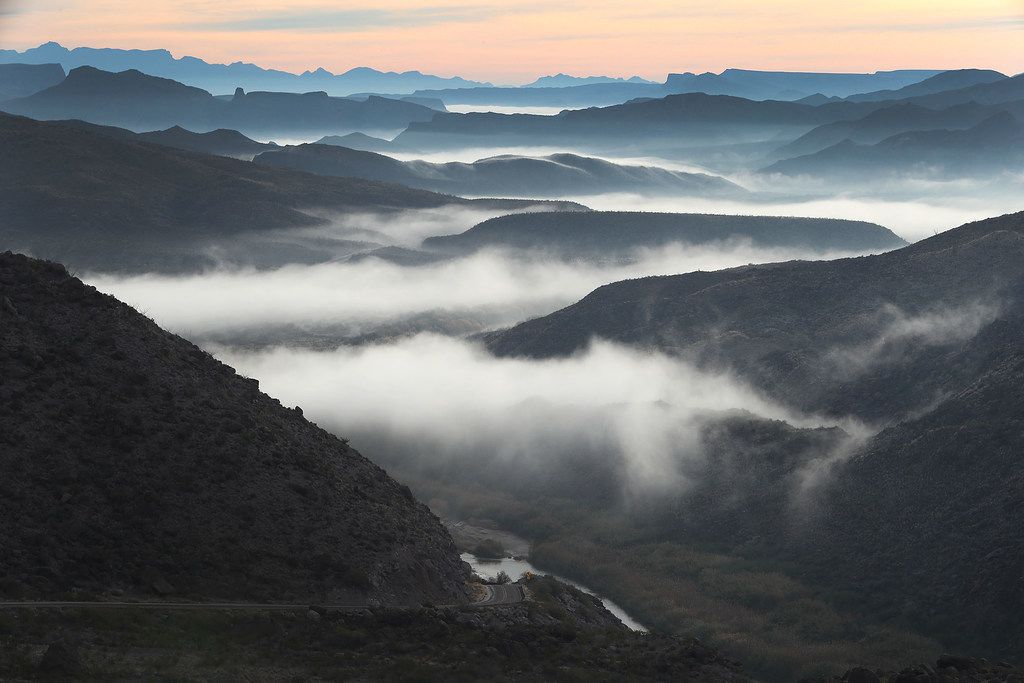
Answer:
462;552;647;632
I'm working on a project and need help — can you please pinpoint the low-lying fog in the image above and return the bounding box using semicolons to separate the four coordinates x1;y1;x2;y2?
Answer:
89;241;868;338
213;335;852;495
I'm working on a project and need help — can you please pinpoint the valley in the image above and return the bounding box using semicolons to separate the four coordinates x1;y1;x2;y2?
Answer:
2;23;1023;683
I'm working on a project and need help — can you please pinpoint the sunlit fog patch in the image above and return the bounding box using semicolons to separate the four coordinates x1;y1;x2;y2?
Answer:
213;335;837;495
88;242;867;338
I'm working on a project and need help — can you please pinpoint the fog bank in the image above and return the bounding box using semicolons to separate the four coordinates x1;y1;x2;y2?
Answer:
89;241;866;338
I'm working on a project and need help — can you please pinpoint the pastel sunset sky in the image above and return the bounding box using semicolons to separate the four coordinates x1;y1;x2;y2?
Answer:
1;0;1021;82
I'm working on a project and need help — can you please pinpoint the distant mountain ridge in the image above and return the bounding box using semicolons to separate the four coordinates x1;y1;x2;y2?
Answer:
845;69;1008;103
525;73;657;87
0;65;440;135
0;62;65;100
0;41;489;95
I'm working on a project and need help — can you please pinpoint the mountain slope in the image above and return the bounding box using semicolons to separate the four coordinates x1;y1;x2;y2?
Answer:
423;211;905;259
0;113;579;272
255;144;740;197
484;212;1024;421
0;251;469;604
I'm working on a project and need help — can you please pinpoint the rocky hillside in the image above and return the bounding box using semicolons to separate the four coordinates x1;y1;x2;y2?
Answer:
0;252;469;605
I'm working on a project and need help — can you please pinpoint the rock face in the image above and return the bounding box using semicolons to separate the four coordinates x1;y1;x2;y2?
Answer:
0;252;469;605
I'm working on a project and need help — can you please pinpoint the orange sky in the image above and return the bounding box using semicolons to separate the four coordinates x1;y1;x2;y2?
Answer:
1;0;1021;82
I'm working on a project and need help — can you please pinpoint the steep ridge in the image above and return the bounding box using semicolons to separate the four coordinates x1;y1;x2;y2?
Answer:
0;113;582;272
423;211;905;259
0;252;470;605
255;144;740;197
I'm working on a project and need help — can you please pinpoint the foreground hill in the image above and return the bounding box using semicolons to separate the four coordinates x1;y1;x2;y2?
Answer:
255;144;740;198
483;211;1024;657
423;211;905;259
0;252;470;605
0;66;440;135
0;113;580;272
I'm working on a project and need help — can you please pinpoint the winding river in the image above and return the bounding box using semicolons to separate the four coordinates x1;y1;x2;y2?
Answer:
462;552;647;632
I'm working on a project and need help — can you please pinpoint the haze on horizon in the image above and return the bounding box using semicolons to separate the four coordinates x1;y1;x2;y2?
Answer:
1;0;1022;83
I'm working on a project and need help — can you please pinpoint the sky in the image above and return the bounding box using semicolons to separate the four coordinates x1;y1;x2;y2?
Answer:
1;0;1022;83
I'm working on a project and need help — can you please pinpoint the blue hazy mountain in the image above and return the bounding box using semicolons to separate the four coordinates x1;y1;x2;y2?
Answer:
405;68;942;109
845;69;1008;103
0;41;489;95
525;74;657;87
0;62;65;100
0;66;440;136
763;112;1024;181
769;100;1024;159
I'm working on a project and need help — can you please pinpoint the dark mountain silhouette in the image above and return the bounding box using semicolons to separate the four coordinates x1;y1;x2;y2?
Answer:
254;144;741;197
770;100;1020;159
482;211;1024;657
0;113;581;272
0;41;488;95
764;112;1024;180
0;66;440;135
0;62;65;100
845;68;1008;102
423;211;905;259
0;251;470;604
